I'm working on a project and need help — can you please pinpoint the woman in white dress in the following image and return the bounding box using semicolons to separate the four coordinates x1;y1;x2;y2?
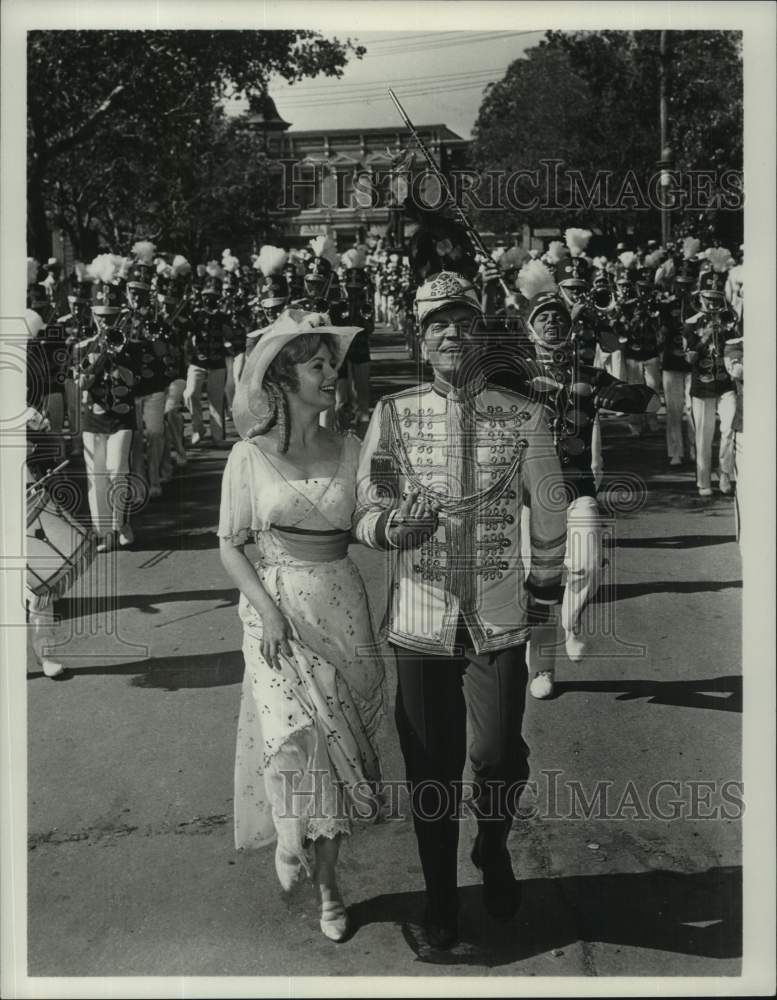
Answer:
218;309;386;943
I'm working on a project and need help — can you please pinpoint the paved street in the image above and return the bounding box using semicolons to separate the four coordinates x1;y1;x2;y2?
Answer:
26;326;742;977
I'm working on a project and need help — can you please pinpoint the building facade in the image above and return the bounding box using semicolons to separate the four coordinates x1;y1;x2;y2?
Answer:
239;100;470;248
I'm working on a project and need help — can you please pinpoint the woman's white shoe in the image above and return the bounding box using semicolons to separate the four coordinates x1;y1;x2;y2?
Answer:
318;891;349;942
565;630;587;663
274;845;303;892
529;669;555;700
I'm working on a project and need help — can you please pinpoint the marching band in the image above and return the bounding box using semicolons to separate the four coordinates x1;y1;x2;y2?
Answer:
24;227;744;682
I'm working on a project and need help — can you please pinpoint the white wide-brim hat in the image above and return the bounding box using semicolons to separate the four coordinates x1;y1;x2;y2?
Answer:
232;308;361;440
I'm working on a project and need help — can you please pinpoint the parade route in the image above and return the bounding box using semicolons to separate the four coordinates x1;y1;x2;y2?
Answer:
25;326;743;978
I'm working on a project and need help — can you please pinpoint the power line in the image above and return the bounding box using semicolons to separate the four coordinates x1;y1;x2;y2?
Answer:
282;77;501;111
275;64;511;96
357;30;542;56
351;31;466;45
277;68;509;105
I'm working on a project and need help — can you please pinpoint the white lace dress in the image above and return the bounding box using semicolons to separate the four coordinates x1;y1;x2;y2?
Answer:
218;433;386;876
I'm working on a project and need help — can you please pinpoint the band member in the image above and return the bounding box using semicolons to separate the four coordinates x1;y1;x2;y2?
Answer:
619;251;663;437
555;228;613;488
119;241;168;499
255;245;290;324
41;256;71;318
26;259;68;452
246;245;290;359
58;262;95;458
655;255;694;466
590;257;626;381
683;247;739;497
184;262;229;446
221;249;247;410
155;255;192;472
341;245;374;430
354;270;567;951
723;324;743;547
293;237;350;429
515;259;659;693
77;254;144;550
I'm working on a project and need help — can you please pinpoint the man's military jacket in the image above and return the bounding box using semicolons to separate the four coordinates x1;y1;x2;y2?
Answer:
353;376;567;656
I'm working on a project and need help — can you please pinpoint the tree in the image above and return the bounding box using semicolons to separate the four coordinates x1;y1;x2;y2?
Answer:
468;31;743;244
27;30;364;258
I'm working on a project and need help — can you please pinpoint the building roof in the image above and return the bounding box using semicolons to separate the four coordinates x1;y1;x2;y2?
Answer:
283;123;465;142
241;94;291;131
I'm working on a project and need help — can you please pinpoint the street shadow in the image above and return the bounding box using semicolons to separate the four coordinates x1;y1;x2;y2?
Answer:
38;649;245;689
610;534;735;550
594;579;741;603
349;866;741;967
56;588;237;620
551;675;742;713
127;529;221;553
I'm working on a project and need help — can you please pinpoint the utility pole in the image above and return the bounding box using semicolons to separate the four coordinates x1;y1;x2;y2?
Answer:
658;30;673;246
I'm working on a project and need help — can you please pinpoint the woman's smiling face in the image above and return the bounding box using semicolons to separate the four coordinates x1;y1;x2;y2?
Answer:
291;344;339;412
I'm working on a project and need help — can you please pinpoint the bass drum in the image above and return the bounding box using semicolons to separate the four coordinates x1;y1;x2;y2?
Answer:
26;467;97;609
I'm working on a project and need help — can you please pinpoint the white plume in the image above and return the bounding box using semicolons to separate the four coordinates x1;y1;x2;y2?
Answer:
116;256;132;280
655;258;676;284
546;240;568;264
682;237;701;260
131;240;157;264
172;255;191;277
310;235;336;260
206;260;224;280
517;259;559;302
342;247;368;269
618;251;638;270
564;228;592;257
222;250;241;273
706;247;733;273
499;246;528;270
196;264;207;278
592;255;609;270
87;253;120;284
257;245;289;276
644;249;666;269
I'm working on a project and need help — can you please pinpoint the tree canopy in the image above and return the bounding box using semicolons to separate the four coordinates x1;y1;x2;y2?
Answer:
468;30;743;245
27;30;364;259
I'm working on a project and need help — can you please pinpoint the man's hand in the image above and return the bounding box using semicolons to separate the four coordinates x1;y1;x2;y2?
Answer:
480;260;500;286
387;489;440;549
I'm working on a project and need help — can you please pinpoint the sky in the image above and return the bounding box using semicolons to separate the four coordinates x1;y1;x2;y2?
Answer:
226;30;546;140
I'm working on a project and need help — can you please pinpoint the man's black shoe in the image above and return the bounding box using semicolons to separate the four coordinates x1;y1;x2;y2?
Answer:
471;835;521;922
423;904;459;950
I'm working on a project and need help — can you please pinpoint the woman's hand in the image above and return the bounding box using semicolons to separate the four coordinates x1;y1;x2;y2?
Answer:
387;489;440;549
259;604;293;671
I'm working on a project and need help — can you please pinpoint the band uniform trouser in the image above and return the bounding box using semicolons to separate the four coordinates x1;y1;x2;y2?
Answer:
734;431;743;549
28;593;64;667
561;495;605;638
393;628;530;919
624;357;661;432
662;370;693;461
161;377;187;476
131;390;167;491
689;391;736;491
184;364;226;443
82;427;133;538
593;344;626;382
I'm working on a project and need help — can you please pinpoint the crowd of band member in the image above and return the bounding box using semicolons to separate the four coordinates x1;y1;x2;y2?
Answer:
25;226;744;693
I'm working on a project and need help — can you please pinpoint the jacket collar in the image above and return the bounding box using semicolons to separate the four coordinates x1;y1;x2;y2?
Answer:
431;370;487;402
